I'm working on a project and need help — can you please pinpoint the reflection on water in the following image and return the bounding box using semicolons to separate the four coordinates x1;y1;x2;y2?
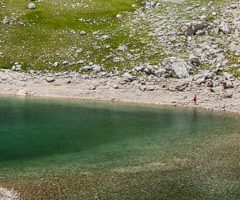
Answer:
0;97;239;199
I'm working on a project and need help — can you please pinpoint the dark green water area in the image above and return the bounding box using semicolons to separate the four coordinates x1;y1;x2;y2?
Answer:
0;97;240;200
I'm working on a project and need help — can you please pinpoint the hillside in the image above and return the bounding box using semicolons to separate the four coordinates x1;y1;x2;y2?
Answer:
0;0;239;78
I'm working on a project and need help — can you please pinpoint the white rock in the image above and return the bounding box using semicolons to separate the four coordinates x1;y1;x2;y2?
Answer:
113;57;124;63
212;12;217;16
170;59;190;79
230;4;237;9
80;31;86;35
117;45;128;51
116;14;123;19
28;3;36;9
92;65;102;72
52;62;59;67
46;77;55;83
2;16;10;24
123;72;134;82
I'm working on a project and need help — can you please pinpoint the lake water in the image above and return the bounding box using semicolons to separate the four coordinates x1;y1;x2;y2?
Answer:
0;97;239;199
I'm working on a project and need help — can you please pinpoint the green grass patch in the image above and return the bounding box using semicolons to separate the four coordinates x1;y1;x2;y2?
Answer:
0;0;144;71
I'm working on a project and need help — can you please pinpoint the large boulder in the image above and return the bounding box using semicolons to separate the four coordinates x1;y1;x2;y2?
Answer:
167;58;191;79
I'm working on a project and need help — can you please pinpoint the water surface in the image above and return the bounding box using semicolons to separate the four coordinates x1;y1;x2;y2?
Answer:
0;97;239;199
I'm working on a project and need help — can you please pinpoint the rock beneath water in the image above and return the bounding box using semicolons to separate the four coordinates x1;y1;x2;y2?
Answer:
0;187;19;200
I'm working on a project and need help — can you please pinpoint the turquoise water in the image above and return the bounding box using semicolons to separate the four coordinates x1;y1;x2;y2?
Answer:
0;97;240;199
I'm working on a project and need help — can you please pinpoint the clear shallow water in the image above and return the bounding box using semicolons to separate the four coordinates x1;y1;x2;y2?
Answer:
0;97;240;199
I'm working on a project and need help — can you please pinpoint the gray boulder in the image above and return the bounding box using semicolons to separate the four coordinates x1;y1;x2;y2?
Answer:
170;59;190;79
123;72;134;82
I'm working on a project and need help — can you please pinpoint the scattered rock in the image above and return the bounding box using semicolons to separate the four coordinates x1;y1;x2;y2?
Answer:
53;62;59;67
28;3;36;9
46;77;55;83
2;16;9;24
123;72;134;82
175;81;189;91
222;93;233;98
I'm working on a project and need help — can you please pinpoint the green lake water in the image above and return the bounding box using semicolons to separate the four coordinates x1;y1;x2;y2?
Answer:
0;97;240;200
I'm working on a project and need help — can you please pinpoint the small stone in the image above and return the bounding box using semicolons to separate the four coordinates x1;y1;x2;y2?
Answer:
222;93;233;98
46;77;55;83
80;31;86;36
113;85;119;89
81;65;92;71
92;65;102;72
145;86;155;91
52;62;59;67
189;55;200;66
117;45;128;51
113;57;124;63
230;4;237;9
28;3;36;9
196;30;205;36
212;12;217;16
63;61;69;65
2;16;9;24
175;81;189;91
88;86;96;90
199;15;207;21
116;14;122;19
123;72;134;82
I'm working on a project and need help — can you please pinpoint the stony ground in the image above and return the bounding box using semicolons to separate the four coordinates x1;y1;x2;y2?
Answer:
0;68;240;113
0;0;240;77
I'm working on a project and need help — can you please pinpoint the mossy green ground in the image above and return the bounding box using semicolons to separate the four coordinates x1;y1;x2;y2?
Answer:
0;0;235;73
0;0;144;71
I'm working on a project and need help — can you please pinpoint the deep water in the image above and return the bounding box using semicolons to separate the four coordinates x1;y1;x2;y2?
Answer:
0;97;239;199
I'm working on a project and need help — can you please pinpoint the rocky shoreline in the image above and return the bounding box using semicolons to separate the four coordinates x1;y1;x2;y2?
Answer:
1;0;240;114
0;69;239;114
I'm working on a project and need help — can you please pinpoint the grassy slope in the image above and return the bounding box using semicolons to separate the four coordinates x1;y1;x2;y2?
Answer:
0;0;143;71
0;0;232;72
